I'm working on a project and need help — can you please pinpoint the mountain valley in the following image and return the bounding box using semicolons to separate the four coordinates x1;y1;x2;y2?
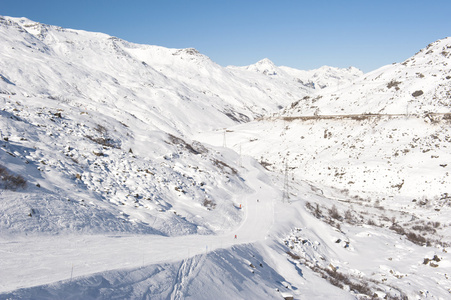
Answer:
1;16;450;299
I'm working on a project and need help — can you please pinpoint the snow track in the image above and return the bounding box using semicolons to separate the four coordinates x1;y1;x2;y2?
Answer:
169;255;205;300
0;156;277;293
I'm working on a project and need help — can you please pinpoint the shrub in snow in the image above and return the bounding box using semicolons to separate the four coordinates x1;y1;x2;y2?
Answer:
387;80;401;90
328;205;341;220
85;135;118;148
202;198;216;210
406;231;428;246
167;134;208;155
286;251;301;260
305;201;323;218
344;209;354;224
0;164;26;190
212;159;237;175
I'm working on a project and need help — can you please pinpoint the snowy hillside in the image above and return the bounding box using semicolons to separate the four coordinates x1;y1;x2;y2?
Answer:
1;15;451;300
0;94;252;236
284;37;451;116
202;37;451;200
0;15;365;236
195;38;451;299
0;16;355;138
0;15;350;235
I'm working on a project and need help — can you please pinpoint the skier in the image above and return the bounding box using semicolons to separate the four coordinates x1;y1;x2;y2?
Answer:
234;234;237;239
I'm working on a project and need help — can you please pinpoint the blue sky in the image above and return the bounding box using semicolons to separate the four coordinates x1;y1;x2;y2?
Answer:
2;0;451;72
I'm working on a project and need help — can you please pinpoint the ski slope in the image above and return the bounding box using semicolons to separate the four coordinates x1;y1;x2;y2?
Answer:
0;156;277;293
2;16;451;299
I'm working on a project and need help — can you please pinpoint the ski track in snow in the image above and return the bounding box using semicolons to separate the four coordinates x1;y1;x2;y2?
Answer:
0;157;276;293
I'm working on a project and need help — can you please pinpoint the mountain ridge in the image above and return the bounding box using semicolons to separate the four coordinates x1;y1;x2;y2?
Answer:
1;15;363;138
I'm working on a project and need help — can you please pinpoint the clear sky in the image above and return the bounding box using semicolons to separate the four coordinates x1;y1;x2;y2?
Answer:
2;0;451;73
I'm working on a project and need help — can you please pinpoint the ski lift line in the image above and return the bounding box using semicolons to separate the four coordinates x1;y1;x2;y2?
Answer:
238;144;242;168
223;129;226;148
282;161;290;203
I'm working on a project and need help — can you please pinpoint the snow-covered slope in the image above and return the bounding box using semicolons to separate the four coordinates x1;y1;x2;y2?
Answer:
0;15;367;237
195;37;451;298
280;65;363;90
202;37;451;200
0;14;341;236
0;92;256;236
0;16;328;137
284;37;451;116
2;15;451;300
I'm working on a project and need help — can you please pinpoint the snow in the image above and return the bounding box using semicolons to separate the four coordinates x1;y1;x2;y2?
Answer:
1;15;451;299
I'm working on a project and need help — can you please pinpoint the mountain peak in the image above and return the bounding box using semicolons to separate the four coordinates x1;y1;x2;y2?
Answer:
2;16;34;24
256;58;275;65
246;58;278;75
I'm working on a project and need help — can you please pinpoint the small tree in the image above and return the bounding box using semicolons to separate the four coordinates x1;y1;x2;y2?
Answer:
329;205;341;220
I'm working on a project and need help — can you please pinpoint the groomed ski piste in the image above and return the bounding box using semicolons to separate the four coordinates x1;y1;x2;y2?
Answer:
0;156;278;297
0;155;355;299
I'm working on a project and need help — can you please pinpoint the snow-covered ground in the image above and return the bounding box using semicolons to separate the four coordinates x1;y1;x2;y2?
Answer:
1;15;451;299
0;155;276;292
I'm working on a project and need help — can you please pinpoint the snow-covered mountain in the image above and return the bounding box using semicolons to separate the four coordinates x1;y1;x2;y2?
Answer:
228;57;363;90
1;15;264;237
1;15;451;300
0;16;358;139
0;15;363;236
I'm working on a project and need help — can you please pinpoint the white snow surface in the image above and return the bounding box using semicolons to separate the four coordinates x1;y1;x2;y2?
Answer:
1;16;451;300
